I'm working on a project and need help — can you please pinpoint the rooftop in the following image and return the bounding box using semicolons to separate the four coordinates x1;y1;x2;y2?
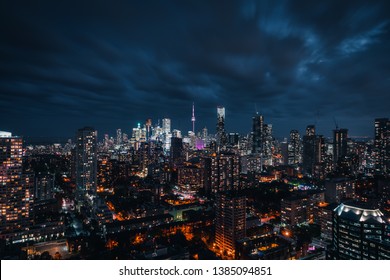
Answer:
0;131;12;137
334;203;386;224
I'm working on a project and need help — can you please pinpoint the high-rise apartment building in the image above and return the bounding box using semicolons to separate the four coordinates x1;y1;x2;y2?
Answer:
251;115;273;166
330;202;389;259
34;173;55;201
211;152;240;193
302;128;316;174
75;127;97;201
374;118;389;173
333;128;348;163
162;118;171;135
228;133;240;147
263;124;273;166
0;132;32;235
215;192;246;258
288;130;301;165
252;114;264;154
280;192;324;227
302;125;325;175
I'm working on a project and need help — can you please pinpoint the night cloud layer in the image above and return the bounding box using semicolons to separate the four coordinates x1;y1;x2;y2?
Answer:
1;0;390;139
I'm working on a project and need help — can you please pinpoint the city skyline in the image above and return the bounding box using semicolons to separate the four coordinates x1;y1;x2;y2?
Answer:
1;112;389;260
1;1;390;138
2;109;387;142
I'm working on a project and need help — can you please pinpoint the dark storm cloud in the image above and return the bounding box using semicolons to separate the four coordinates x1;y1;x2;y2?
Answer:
1;0;389;138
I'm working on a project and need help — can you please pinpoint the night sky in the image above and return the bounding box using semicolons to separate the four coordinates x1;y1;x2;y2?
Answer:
1;0;390;139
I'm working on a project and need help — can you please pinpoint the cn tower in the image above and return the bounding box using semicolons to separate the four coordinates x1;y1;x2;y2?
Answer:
191;102;195;133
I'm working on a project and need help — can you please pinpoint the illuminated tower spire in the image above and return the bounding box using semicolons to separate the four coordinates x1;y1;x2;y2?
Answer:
191;102;196;133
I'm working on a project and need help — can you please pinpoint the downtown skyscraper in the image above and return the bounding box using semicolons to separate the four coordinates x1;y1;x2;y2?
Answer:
162;118;172;152
252;114;264;154
216;106;227;148
251;114;273;167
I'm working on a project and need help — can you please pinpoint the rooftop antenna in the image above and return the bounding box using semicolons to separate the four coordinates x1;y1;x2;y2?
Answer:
333;116;339;130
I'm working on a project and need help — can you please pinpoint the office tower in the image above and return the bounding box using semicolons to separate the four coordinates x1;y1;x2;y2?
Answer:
215;192;246;258
146;118;152;141
162;118;171;134
252;114;264;154
132;123;142;141
288;130;301;165
75;127;97;200
104;134;109;147
140;126;147;141
0;132;31;234
331;202;389;259
122;133;128;143
162;118;172;152
202;127;208;140
211;152;240;193
191;102;196;133
374;118;389;173
216;106;227;148
333;128;348;162
116;128;122;145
